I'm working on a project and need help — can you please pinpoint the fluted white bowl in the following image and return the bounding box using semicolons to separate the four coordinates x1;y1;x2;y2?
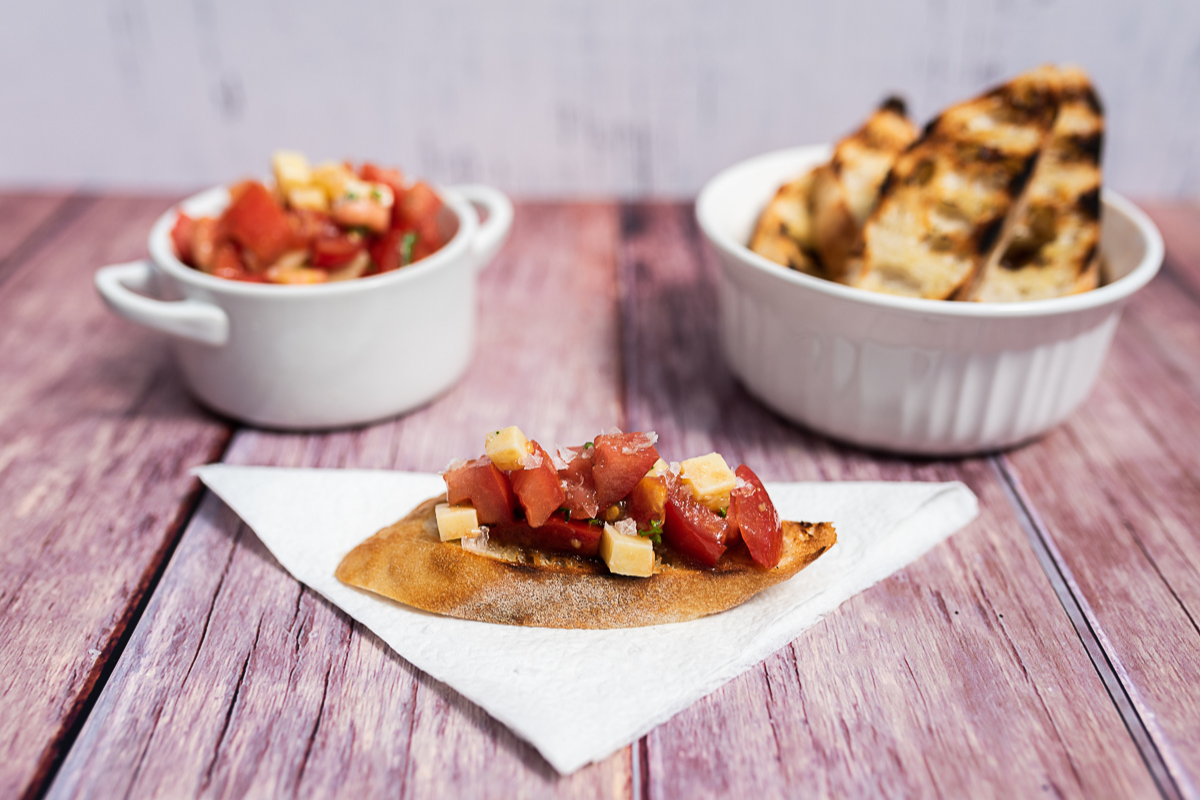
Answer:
696;145;1164;455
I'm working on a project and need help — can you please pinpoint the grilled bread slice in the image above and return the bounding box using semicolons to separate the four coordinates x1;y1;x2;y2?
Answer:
854;67;1062;299
966;67;1104;302
810;98;919;281
749;170;823;277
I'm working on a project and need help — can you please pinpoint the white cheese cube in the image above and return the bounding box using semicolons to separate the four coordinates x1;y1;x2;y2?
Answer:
485;426;532;471
680;452;737;512
435;503;479;542
272;150;312;193
600;523;654;577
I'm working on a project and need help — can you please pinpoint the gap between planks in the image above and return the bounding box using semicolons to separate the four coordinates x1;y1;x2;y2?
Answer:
991;455;1184;800
0;193;97;292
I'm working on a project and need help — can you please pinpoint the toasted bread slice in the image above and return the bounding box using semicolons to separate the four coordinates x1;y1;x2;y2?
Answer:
749;170;823;277
966;67;1104;302
810;98;919;281
336;496;837;629
854;67;1062;299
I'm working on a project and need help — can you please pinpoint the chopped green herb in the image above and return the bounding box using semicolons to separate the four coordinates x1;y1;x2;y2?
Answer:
400;232;418;266
587;518;603;526
561;508;571;521
717;507;727;518
583;442;594;450
638;518;664;543
370;188;383;201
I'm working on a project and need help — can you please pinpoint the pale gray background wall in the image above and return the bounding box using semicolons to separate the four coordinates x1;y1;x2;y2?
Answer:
2;0;1198;198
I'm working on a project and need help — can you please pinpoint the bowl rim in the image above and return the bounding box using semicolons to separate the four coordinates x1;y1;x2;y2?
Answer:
695;144;1165;319
146;182;479;298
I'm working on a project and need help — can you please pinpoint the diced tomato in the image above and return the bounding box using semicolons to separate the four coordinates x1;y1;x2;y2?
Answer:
210;243;249;281
591;432;661;511
288;209;335;250
171;213;196;265
444;456;516;525
223;181;293;267
627;473;668;527
396;181;443;245
489;512;603;558
557;445;599;519
360;162;406;198
730;465;782;568
370;228;403;273
509;442;567;527
311;233;365;268
190;217;221;271
662;479;729;568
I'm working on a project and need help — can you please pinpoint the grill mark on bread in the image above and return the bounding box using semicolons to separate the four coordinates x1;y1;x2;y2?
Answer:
968;65;1105;302
855;66;1062;300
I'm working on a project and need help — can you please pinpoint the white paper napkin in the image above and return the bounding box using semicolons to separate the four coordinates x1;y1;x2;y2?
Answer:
193;465;978;774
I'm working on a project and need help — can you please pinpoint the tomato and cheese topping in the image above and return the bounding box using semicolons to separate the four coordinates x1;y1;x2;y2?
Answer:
438;426;786;576
170;151;448;284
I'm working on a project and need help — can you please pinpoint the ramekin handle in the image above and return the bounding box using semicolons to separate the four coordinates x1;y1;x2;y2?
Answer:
451;184;514;272
95;260;230;347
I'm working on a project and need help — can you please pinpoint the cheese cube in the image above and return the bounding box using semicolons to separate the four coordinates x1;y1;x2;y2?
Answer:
435;503;479;542
272;150;312;193
485;426;532;471
312;162;355;200
286;185;329;212
680;452;737;512
600;523;654;577
646;458;669;478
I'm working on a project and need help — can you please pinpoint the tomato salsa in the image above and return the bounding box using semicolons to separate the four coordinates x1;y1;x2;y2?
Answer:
170;151;449;284
434;426;785;578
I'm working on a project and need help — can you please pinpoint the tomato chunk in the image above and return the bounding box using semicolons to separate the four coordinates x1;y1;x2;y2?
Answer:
730;465;782;568
171;213;196;265
509;442;566;527
360;162;406;199
396;181;443;246
627;473;667;527
557;446;599;519
370;228;404;273
489;513;602;558
223;181;293;266
591;432;661;511
311;232;365;268
662;479;729;567
444;457;516;525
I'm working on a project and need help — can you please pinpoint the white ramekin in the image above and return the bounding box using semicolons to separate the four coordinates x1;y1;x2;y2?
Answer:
696;145;1164;455
95;183;513;430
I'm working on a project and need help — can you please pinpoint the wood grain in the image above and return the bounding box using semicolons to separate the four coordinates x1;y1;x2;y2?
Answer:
616;203;1159;799
47;204;634;799
0;195;233;800
998;207;1200;797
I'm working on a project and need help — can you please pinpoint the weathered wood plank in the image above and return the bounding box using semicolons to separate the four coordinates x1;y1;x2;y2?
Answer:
616;203;1159;799
1000;208;1200;796
0;195;233;800
0;192;74;267
48;204;632;799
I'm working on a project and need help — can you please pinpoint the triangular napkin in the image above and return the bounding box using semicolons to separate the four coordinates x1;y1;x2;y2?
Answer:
194;466;977;774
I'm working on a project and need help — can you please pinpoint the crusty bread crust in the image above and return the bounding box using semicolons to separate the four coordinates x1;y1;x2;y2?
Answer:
854;67;1062;299
966;66;1104;302
335;496;837;629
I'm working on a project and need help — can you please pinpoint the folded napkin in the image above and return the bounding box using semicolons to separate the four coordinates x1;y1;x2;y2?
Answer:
194;466;977;774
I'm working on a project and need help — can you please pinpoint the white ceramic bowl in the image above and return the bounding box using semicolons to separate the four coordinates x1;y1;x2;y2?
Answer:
95;183;513;430
696;145;1164;455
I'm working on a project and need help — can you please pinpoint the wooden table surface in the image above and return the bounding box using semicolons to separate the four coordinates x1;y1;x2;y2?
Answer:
1;193;1198;800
